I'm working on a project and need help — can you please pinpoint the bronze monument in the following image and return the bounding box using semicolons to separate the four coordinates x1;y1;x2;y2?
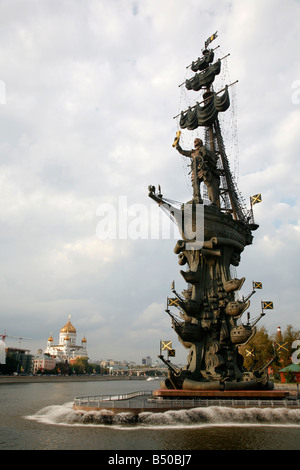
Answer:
148;32;274;392
72;35;296;417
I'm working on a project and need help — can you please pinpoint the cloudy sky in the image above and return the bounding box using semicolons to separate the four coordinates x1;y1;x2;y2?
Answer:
1;0;300;364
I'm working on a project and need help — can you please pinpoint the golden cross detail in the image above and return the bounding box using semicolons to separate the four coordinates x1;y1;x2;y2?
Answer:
161;340;172;351
251;193;262;205
275;341;289;353
262;301;274;310
168;298;179;307
246;349;254;357
253;281;262;289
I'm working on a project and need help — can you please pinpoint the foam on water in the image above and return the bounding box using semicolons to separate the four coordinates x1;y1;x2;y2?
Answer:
25;402;300;429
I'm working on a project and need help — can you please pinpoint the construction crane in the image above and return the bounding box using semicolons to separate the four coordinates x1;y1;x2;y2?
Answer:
0;332;32;364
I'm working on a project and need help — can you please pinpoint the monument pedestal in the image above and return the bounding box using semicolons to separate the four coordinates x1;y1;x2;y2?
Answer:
153;388;289;399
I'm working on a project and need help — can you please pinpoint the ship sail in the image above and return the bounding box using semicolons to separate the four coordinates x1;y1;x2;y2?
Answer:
190;50;214;72
185;60;221;91
179;86;230;130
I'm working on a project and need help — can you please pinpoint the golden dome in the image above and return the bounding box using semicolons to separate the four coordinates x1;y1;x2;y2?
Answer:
60;315;76;334
48;333;53;342
65;334;70;341
81;335;87;343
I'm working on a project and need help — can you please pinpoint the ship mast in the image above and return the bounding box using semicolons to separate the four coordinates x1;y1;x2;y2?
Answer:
177;32;249;225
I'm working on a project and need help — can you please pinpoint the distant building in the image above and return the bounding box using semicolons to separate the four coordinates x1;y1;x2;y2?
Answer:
108;364;129;374
32;355;56;374
142;356;152;366
279;364;300;383
6;347;33;374
44;315;88;362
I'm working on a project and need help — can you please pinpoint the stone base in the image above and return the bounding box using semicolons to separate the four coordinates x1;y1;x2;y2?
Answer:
153;388;289;399
73;388;298;415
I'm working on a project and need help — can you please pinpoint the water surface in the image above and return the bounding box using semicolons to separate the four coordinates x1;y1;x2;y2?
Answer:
0;379;299;450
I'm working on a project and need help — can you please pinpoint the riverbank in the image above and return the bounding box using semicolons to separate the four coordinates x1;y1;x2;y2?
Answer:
0;374;298;394
0;375;147;384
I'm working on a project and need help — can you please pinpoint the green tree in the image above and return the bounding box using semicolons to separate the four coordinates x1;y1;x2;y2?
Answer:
239;326;274;371
270;324;300;377
71;357;89;374
239;324;300;380
54;361;70;375
87;363;101;374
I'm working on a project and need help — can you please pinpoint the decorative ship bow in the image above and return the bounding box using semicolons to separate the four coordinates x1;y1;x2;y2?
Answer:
148;32;273;392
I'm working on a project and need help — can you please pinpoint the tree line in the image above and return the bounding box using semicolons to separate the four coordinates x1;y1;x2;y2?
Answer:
239;324;300;379
1;324;299;378
35;357;106;376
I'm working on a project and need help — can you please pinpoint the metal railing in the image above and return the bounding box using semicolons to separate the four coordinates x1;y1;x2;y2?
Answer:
73;391;300;409
73;390;152;407
148;397;300;408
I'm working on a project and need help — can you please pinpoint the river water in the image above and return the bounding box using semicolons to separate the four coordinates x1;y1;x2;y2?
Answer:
0;379;299;451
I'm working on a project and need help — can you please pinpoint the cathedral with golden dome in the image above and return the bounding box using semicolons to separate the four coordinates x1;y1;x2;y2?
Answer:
44;315;88;362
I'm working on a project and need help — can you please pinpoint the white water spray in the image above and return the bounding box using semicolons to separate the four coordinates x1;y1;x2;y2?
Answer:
26;403;300;428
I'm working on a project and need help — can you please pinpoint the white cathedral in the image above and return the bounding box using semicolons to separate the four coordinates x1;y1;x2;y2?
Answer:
44;315;88;362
